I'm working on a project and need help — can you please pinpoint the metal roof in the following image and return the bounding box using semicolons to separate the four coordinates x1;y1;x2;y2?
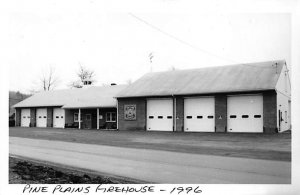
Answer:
13;85;127;108
116;60;285;98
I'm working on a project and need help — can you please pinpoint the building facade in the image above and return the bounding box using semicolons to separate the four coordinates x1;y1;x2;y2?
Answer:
116;60;291;133
14;85;126;130
14;60;291;133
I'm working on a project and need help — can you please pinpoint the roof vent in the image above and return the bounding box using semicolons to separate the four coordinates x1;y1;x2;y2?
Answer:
82;78;92;88
83;78;92;85
111;83;117;86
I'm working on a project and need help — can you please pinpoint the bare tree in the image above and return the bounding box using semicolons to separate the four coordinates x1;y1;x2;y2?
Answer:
30;66;59;93
69;64;96;88
40;66;59;91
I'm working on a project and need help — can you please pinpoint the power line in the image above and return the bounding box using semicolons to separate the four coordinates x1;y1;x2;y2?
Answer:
128;13;241;64
128;13;286;73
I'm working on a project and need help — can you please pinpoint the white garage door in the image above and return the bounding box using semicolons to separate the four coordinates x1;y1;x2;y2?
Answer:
147;99;173;131
227;95;263;133
184;97;215;132
21;109;31;127
36;108;47;127
53;108;65;128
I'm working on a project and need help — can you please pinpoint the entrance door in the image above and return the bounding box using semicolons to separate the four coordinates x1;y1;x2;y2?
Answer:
147;99;173;131
84;114;92;129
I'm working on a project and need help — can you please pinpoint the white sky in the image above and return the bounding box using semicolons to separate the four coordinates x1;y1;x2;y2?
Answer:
8;5;291;94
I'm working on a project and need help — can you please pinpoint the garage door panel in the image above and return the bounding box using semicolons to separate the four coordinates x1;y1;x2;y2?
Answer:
36;108;47;127
147;99;173;131
53;108;65;128
21;109;30;127
227;95;263;133
184;97;215;132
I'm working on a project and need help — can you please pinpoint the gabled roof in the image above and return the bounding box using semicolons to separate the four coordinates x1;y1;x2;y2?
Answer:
13;85;127;108
116;60;285;98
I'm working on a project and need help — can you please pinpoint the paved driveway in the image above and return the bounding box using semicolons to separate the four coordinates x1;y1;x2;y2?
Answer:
9;127;291;161
10;137;291;184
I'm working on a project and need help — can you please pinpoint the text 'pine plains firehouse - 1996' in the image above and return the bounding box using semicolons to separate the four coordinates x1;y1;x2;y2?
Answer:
22;184;203;194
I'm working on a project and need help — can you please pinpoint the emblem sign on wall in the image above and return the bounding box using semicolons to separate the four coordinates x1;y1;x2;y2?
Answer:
124;105;136;120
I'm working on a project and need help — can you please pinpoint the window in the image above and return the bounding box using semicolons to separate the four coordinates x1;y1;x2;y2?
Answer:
186;116;192;119
106;112;116;122
230;115;236;118
56;116;59;118
167;116;172;119
158;116;163;119
43;116;47;118
285;72;288;93
74;113;78;121
285;111;287;123
149;116;154;119
197;116;203;119
39;116;42;118
74;113;83;122
208;116;214;119
254;115;261;118
242;115;249;118
86;114;91;120
61;116;64;118
112;112;116;121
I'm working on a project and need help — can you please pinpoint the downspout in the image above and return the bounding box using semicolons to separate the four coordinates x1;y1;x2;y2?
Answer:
14;108;16;127
79;108;81;129
97;108;99;130
173;94;176;132
116;100;119;130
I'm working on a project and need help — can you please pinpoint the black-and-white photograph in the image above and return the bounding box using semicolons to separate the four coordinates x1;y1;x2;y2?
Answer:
2;0;300;194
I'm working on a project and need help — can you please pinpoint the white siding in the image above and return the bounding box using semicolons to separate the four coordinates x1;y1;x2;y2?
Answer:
276;93;290;132
275;64;291;132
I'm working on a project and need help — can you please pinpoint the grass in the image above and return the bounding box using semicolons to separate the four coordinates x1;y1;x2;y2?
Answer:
9;157;138;184
9;127;291;161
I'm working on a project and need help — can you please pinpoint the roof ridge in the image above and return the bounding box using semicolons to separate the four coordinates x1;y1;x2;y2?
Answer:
145;59;286;75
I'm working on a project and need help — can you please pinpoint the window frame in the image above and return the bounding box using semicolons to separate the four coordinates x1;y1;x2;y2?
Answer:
74;113;83;122
106;112;116;122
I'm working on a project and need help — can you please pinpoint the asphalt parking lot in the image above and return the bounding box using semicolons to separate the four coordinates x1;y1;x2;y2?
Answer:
9;127;291;161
